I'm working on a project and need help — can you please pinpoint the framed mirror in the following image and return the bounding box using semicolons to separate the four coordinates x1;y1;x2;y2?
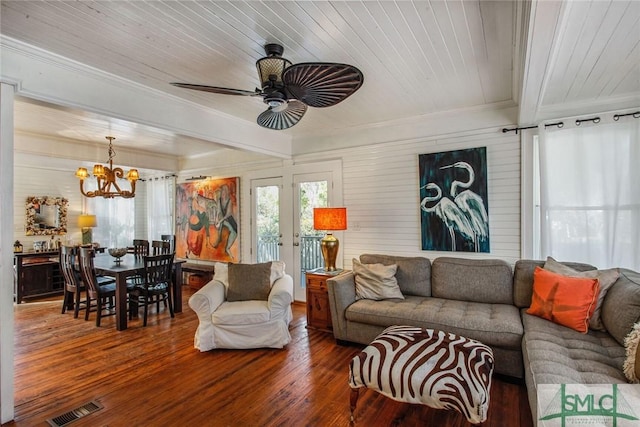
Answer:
25;196;68;236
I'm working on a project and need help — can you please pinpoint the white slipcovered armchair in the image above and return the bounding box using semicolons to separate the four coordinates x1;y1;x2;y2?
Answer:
188;261;294;351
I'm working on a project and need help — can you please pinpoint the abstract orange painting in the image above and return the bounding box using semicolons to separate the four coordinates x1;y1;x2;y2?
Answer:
175;177;239;262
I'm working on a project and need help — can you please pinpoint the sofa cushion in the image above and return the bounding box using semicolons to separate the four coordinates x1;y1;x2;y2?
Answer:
227;262;272;302
513;259;596;308
344;295;523;349
601;269;640;346
212;300;270;325
527;267;599;334
521;311;627;385
359;254;431;297
543;257;619;331
431;257;513;304
353;259;404;301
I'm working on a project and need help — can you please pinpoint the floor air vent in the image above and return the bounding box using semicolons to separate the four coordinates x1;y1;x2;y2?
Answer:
46;401;103;427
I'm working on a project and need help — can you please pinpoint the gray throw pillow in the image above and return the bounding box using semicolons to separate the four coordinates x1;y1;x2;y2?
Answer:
544;256;619;331
353;258;404;301
227;262;272;302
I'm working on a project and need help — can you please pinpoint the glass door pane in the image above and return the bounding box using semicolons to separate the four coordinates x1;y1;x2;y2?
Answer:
252;178;282;263
293;174;329;301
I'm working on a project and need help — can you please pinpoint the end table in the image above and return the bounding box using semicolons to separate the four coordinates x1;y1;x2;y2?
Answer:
305;269;345;332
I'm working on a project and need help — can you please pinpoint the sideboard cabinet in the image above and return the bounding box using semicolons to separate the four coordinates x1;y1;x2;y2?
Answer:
14;251;63;303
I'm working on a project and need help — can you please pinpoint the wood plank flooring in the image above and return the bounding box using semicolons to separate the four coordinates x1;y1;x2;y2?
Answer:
6;287;533;426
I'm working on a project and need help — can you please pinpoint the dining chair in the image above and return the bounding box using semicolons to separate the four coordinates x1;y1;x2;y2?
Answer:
160;234;175;253
59;245;86;318
131;239;150;257
152;240;172;255
77;247;119;327
128;253;175;326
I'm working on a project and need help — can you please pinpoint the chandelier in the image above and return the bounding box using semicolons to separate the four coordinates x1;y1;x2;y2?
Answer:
75;136;139;198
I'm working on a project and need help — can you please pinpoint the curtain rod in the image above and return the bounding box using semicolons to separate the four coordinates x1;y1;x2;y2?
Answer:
502;122;563;134
502;109;640;134
139;173;176;182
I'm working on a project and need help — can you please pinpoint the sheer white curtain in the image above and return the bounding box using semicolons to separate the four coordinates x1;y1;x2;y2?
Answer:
538;119;640;270
87;197;135;248
146;176;174;240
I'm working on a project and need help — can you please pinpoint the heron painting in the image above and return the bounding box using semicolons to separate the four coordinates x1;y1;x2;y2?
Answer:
419;147;490;252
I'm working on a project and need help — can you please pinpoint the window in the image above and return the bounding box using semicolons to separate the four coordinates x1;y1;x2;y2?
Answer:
534;119;640;269
146;177;175;240
87;196;135;248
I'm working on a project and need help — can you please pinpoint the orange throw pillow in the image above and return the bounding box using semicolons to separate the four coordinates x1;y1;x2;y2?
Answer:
527;267;600;333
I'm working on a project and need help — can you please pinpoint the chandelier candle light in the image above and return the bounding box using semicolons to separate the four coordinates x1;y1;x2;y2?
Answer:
75;136;139;198
313;207;347;272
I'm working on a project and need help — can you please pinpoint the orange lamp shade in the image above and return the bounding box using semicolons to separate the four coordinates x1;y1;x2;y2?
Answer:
313;207;347;231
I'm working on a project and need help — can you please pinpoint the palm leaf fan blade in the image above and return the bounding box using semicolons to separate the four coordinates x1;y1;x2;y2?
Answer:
283;63;363;108
257;100;307;130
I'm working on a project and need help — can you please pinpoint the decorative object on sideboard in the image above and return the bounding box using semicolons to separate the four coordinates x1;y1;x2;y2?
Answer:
313;207;347;272
25;196;68;236
13;240;23;253
78;214;97;245
75;136;139;198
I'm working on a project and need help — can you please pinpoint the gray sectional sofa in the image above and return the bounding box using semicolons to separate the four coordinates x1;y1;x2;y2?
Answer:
326;254;640;420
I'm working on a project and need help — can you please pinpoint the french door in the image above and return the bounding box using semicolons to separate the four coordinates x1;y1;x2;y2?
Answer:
251;162;342;302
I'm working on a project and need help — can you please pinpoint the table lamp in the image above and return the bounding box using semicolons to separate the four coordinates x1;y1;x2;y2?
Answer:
313;207;347;272
78;214;97;245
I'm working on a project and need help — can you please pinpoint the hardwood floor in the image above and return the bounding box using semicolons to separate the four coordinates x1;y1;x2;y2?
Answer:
7;287;533;426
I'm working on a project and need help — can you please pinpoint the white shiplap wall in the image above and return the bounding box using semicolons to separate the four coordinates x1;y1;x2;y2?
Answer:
297;127;522;268
13;165;84;249
13;126;521;268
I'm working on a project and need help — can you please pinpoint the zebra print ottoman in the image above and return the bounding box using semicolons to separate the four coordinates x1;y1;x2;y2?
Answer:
349;325;494;424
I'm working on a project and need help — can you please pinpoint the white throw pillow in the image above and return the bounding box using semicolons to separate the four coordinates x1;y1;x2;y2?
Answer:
353;258;404;301
270;260;285;285
213;262;229;288
543;256;619;331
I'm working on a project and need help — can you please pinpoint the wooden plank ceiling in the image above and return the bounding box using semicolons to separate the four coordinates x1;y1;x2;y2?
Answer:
1;0;638;157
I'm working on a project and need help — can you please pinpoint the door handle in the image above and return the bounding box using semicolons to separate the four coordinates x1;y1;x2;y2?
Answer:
278;242;283;246
293;242;300;246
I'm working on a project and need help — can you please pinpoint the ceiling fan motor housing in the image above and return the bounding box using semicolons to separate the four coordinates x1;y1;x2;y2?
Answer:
263;91;287;108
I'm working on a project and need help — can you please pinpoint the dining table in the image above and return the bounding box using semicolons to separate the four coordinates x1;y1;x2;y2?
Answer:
92;253;185;330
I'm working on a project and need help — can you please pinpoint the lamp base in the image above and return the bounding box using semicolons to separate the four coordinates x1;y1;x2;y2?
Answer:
320;233;340;272
81;228;93;245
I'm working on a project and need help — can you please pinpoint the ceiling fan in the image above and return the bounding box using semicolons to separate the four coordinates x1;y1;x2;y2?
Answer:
171;43;364;130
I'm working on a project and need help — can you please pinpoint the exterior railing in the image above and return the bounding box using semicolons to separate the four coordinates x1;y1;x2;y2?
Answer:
257;234;324;272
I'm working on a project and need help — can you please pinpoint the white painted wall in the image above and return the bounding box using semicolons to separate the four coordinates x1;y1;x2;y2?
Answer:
297;127;522;267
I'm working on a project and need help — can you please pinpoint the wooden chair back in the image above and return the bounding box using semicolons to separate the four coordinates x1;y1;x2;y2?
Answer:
59;245;80;292
77;247;100;299
142;253;174;291
152;240;172;255
132;239;150;257
160;234;175;252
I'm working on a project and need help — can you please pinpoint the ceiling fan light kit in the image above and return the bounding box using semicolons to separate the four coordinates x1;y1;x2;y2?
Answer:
171;43;364;130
